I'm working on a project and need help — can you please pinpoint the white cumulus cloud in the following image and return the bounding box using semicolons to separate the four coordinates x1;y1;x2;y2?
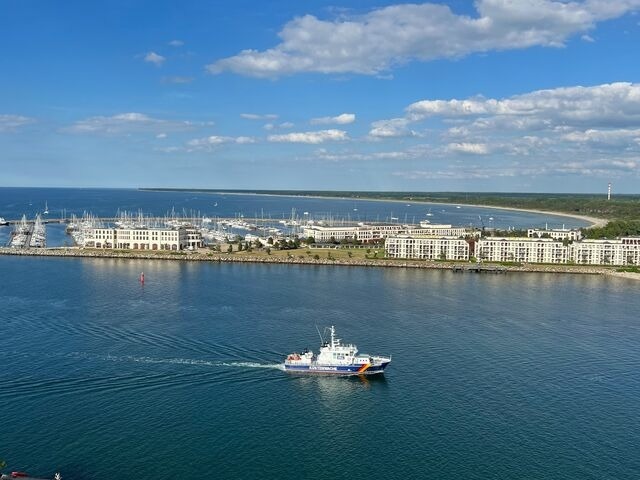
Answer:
310;113;356;125
446;142;490;154
207;0;640;77
562;128;640;144
368;118;414;138
240;113;279;120
0;114;35;132
353;82;640;181
144;52;166;66
65;112;199;135
186;135;256;151
268;129;349;144
407;82;640;127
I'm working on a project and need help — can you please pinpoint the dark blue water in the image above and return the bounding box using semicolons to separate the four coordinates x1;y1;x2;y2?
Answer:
2;255;639;479
0;187;588;231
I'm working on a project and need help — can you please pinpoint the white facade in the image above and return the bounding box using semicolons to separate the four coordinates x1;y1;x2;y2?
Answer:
527;228;582;241
85;226;201;251
410;224;469;237
385;236;470;261
475;236;640;265
571;237;640;265
303;223;472;243
475;237;569;263
303;224;406;243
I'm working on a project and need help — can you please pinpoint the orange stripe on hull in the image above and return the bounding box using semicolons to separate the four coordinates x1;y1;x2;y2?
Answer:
357;363;371;373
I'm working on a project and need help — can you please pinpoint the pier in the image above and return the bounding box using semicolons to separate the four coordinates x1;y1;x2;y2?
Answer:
3;218;68;225
4;215;47;248
452;264;507;274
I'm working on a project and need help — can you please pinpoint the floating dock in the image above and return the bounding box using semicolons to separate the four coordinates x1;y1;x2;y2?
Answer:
452;264;507;274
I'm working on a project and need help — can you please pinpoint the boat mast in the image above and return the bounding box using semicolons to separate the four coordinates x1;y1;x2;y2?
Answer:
315;325;324;344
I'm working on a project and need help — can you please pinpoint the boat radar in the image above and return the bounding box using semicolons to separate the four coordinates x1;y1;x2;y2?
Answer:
284;326;391;375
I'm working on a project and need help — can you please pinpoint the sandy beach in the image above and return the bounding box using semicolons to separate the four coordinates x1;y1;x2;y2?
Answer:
178;190;609;228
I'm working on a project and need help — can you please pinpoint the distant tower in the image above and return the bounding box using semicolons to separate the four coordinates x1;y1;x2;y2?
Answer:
607;182;612;201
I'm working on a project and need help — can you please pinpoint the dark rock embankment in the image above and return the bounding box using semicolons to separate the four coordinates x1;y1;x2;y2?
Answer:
0;247;627;278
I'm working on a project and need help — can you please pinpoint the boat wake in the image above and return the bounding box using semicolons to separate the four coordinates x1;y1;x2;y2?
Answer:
98;354;284;371
0;353;284;400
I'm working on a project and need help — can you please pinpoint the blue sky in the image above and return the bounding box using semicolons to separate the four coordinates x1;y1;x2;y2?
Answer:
2;0;640;192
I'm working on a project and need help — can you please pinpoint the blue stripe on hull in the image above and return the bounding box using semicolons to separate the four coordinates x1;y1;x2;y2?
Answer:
284;362;390;375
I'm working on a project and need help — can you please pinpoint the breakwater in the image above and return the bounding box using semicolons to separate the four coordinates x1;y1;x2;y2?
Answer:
0;247;625;277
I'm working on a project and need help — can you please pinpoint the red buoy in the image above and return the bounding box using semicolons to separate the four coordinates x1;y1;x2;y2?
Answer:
140;272;145;284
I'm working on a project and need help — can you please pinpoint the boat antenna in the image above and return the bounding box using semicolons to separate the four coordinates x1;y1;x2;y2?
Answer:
315;324;324;344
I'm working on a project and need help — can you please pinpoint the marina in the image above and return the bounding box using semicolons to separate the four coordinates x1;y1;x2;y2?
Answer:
6;215;46;249
1;191;638;269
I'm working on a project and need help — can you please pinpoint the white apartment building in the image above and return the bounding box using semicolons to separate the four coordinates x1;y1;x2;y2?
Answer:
475;237;569;264
527;228;582;241
410;223;470;237
385;235;470;261
185;228;204;249
303;223;473;244
303;224;406;243
571;237;640;265
384;233;640;266
85;226;201;251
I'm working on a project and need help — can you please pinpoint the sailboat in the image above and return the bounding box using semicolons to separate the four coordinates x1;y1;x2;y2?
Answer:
426;208;433;217
43;202;49;215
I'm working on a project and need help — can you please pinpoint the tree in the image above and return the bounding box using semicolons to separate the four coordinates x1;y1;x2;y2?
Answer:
227;244;233;253
306;236;315;244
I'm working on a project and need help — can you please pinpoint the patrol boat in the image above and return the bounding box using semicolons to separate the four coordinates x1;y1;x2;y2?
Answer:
284;326;391;375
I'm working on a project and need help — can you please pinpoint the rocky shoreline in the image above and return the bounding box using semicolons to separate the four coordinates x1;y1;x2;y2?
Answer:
1;247;633;278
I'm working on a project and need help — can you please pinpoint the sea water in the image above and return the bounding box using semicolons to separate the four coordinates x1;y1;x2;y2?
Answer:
2;255;639;479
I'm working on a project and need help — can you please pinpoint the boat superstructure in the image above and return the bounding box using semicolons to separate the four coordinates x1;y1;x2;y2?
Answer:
284;326;391;375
